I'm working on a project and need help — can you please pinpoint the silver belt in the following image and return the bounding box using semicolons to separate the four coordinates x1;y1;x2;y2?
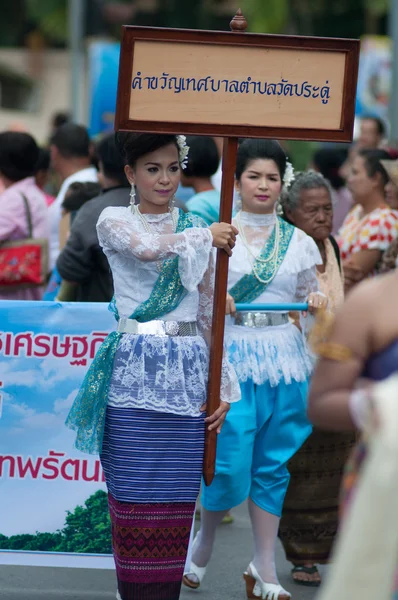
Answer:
234;311;289;328
117;318;198;336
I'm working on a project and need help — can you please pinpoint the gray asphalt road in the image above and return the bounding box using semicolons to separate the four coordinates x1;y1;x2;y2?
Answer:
0;503;323;599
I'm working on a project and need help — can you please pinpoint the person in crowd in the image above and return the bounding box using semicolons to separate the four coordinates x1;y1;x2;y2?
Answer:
61;181;102;223
56;134;131;302
66;132;240;600
44;181;102;302
0;131;49;301
311;147;353;234
48;123;98;271
278;171;355;587
371;159;398;276
338;142;358;183
315;372;398;600
35;148;56;207
184;140;326;600
358;115;386;150
337;149;398;292
50;111;70;138
181;136;220;225
381;158;398;210
308;268;398;600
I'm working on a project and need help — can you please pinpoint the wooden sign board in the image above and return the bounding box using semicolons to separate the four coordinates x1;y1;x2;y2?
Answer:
115;26;359;142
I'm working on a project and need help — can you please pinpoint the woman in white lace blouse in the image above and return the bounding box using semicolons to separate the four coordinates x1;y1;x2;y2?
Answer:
184;139;326;600
66;132;240;600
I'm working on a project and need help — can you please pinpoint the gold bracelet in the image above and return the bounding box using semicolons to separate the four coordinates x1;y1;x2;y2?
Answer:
315;342;354;362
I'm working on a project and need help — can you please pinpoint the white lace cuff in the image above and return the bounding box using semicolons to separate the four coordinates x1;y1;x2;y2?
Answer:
179;228;213;292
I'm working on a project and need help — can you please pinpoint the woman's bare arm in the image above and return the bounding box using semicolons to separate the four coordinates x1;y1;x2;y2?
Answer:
308;280;377;430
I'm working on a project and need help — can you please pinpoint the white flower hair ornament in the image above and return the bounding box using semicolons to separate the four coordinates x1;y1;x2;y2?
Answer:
283;160;295;189
176;135;189;169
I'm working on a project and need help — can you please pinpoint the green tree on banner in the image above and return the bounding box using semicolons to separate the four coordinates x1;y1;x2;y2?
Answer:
0;491;111;554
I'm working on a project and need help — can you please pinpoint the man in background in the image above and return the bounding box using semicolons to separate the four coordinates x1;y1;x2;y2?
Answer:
48;123;98;270
56;134;130;302
358;116;386;150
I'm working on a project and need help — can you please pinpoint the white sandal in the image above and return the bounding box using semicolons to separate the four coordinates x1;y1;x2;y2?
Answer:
243;562;291;600
182;534;207;590
116;592;122;600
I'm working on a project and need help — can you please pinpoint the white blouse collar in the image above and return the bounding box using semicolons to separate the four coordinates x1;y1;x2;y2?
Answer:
239;210;276;226
133;207;178;222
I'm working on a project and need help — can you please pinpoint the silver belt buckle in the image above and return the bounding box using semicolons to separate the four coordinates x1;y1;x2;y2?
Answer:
253;312;268;327
165;321;179;336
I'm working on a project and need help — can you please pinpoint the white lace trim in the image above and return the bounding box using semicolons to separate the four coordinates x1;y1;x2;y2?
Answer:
107;333;240;415
239;211;276;227
225;322;314;386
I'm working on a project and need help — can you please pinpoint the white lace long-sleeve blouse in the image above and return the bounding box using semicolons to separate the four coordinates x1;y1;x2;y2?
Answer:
96;206;240;416
226;211;322;386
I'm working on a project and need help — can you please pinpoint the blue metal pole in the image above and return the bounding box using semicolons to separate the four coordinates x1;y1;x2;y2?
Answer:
235;303;308;312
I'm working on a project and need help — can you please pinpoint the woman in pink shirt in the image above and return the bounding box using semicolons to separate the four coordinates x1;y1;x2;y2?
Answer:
0;132;49;300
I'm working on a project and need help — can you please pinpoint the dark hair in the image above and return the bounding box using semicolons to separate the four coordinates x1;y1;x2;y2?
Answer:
52;111;70;129
0;132;40;182
236;139;286;181
183;136;219;178
115;132;178;167
312;147;347;190
62;181;102;214
50;123;90;159
35;147;51;172
96;134;129;186
359;148;391;186
361;115;386;137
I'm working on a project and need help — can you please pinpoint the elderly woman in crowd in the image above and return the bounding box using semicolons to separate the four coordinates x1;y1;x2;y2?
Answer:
278;171;356;587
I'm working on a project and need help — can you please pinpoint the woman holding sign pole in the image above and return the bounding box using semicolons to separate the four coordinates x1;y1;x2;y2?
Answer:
184;139;326;600
66;132;240;600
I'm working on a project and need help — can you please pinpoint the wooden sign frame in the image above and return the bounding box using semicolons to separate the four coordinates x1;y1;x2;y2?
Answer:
114;12;360;486
115;24;359;142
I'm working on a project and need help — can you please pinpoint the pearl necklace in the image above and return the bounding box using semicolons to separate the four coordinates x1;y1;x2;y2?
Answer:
235;210;281;285
132;204;178;272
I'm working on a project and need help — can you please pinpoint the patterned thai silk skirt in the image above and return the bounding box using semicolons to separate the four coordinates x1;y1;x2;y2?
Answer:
279;428;356;565
101;406;205;600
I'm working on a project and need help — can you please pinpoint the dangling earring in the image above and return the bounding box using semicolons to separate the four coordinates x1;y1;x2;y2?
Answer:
129;183;136;205
169;194;176;211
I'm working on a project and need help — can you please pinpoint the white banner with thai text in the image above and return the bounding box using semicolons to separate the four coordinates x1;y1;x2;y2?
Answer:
0;301;115;568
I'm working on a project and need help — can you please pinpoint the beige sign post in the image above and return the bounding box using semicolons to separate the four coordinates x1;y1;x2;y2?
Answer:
115;10;360;484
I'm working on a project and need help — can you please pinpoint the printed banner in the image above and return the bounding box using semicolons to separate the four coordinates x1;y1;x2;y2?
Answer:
88;41;120;138
355;35;391;122
0;301;115;568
